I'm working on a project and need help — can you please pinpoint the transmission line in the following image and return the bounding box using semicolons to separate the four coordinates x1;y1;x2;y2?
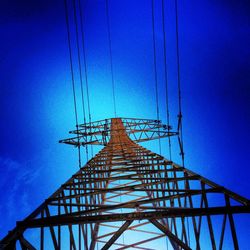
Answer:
174;0;185;167
78;0;93;159
161;0;172;161
64;0;82;168
175;0;190;246
151;0;162;155
72;0;89;161
72;0;87;125
105;0;117;118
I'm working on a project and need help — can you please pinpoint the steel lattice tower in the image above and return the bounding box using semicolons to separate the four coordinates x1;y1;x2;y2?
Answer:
1;118;250;249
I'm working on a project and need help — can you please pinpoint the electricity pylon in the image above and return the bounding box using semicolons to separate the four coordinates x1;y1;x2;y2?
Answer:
1;118;249;249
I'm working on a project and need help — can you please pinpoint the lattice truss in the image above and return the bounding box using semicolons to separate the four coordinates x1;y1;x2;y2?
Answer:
1;118;250;250
59;118;177;146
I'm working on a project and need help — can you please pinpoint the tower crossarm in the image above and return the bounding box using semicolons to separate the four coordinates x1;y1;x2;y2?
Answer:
59;117;178;146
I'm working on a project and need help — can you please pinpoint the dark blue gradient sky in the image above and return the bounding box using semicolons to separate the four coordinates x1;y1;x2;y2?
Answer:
0;0;250;244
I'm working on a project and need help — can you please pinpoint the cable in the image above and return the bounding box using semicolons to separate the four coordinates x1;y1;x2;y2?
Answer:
72;0;87;125
78;0;93;159
77;0;91;123
64;0;82;169
151;0;162;155
161;0;172;161
105;0;117;118
72;0;90;163
174;0;190;246
175;0;182;115
174;0;185;167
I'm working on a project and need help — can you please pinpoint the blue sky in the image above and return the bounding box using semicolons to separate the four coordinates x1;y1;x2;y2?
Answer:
0;0;250;246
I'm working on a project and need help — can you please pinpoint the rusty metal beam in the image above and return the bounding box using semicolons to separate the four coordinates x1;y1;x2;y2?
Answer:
16;206;249;229
101;220;133;250
149;219;191;250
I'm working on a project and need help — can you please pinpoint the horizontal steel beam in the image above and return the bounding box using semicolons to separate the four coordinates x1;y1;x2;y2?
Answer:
17;205;250;229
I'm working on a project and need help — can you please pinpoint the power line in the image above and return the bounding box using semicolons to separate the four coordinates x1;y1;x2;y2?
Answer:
72;0;89;161
72;0;87;125
151;0;162;155
105;0;117;118
173;10;188;247
77;0;93;159
64;0;82;168
77;0;91;123
161;0;172;160
174;0;185;167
